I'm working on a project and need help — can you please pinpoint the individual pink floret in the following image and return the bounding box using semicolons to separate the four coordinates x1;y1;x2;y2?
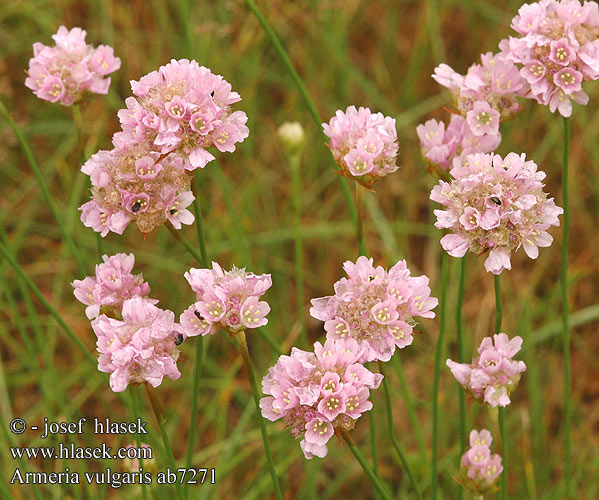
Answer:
417;115;501;175
446;333;527;408
180;262;272;337
430;152;563;274
309;256;438;363
322;106;399;187
260;338;382;459
25;26;120;106
458;428;503;495
92;297;182;392
499;0;599;117
72;253;155;319
114;59;249;171
79;147;194;235
432;51;528;126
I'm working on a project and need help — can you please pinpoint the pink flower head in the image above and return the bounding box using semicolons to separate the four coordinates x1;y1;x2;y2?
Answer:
322;106;399;187
93;297;182;392
447;333;526;408
458;428;503;495
417;115;501;176
430;152;563;274
25;26;120;106
309;256;438;362
116;59;249;170
260;338;382;459
180;263;271;337
79;147;195;235
72;253;155;319
499;0;599;117
433;52;528;123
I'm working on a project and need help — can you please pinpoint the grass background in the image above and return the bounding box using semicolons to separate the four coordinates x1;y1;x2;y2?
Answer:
1;0;598;498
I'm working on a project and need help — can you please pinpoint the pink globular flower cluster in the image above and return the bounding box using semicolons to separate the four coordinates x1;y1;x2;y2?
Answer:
447;333;526;408
25;26;120;106
433;52;528;134
260;338;382;459
93;297;183;392
79;148;194;235
322;106;399;187
80;59;249;236
180;263;272;338
71;253;154;319
114;59;249;170
417;114;501;175
309;256;438;363
500;0;599;117
430;152;563;274
458;429;503;495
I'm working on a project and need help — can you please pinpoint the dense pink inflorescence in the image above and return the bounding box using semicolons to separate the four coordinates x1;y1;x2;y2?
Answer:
433;52;529;132
447;333;526;407
92;297;182;392
417;115;501;174
309;256;437;363
79;148;194;235
71;253;154;319
322;106;399;187
114;59;249;171
458;429;503;495
180;263;272;337
430;152;563;274
25;26;120;106
500;0;599;117
260;338;382;459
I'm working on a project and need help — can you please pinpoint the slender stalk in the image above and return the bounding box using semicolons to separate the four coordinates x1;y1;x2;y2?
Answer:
561;116;572;500
144;383;184;500
236;331;283;500
130;387;148;500
356;183;366;256
290;152;307;345
0;98;86;275
494;274;506;500
244;0;356;223
166;222;203;264
494;275;502;332
431;252;449;500
341;431;394;500
191;176;209;267
368;411;380;497
379;361;423;500
456;256;467;471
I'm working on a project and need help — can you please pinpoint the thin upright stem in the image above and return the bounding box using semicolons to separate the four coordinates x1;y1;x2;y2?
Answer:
144;383;184;500
431;252;449;500
290;152;307;346
130;387;148;500
191;176;209;267
561;116;572;500
244;0;356;223
236;331;283;500
0;99;87;275
456;256;467;467
494;274;506;500
379;361;423;500
165;222;203;264
494;275;502;332
356;182;366;256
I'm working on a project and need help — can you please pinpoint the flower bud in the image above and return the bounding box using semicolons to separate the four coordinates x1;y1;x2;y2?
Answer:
277;121;306;155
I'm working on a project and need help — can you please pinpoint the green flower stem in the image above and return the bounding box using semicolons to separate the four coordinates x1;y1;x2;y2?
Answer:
130;387;148;500
165;222;203;264
244;0;356;223
191;175;209;267
494;274;506;500
356;182;366;256
379;361;423;500
561;116;572;500
144;383;184;500
341;431;394;500
456;256;467;466
494;274;502;333
431;252;449;500
236;331;283;500
290;152;307;346
0;98;87;275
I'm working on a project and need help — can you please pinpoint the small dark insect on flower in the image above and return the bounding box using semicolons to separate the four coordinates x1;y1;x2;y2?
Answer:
194;310;203;320
132;201;142;213
210;90;215;97
367;275;375;282
175;334;184;346
490;197;502;206
170;209;177;215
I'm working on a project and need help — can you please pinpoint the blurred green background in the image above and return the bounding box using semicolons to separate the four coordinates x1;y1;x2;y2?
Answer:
1;0;598;499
